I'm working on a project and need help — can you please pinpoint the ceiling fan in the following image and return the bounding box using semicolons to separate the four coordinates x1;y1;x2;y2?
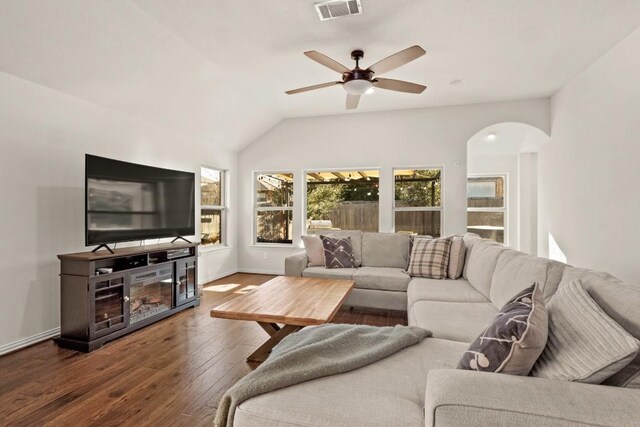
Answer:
285;45;427;110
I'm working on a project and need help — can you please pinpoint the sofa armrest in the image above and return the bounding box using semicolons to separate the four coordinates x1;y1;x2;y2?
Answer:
425;369;640;427
284;251;308;276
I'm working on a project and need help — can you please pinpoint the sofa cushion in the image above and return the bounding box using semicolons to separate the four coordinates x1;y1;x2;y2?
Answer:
302;267;357;281
407;236;452;279
327;230;363;266
543;259;566;302
448;236;466;279
604;354;640;389
233;338;468;427
462;232;481;267
407;278;489;308
345;288;408;311
320;235;356;269
490;250;566;308
301;235;324;267
463;240;507;298
531;279;639;384
353;267;411;292
458;283;548;375
409;301;498;343
362;232;411;268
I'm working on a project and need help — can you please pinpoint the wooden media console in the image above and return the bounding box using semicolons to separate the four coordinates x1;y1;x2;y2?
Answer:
57;242;199;352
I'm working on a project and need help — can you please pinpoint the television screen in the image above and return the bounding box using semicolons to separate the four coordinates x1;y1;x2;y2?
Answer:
85;154;195;245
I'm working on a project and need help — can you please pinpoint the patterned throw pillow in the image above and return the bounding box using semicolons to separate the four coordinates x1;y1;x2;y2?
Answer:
458;283;548;375
320;236;356;269
407;236;452;279
531;279;639;383
408;234;432;256
406;234;432;269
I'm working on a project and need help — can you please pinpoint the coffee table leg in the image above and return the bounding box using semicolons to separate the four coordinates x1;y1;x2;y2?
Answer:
257;322;280;335
248;323;302;363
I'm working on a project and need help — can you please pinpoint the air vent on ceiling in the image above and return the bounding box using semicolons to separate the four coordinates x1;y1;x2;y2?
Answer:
314;0;362;21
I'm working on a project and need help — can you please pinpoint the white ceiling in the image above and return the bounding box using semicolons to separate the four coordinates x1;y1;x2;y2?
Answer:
1;1;639;150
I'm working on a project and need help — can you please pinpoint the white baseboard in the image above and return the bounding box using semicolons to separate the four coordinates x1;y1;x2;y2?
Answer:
0;327;60;356
238;267;283;275
200;269;239;285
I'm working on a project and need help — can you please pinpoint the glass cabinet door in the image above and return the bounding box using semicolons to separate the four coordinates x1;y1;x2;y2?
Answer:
175;257;197;306
91;275;126;338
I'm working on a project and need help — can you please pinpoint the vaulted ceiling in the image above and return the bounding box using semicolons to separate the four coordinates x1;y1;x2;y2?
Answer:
1;1;639;150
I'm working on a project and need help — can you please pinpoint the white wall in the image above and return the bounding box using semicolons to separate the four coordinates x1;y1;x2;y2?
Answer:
518;153;538;255
239;99;550;274
539;26;640;283
467;155;519;249
0;71;238;353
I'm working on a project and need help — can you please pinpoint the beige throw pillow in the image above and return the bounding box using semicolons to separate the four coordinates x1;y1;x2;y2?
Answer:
448;236;466;279
531;279;640;383
301;235;325;267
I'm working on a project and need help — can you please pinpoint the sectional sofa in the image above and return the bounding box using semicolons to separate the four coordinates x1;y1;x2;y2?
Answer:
232;231;640;426
286;230;416;311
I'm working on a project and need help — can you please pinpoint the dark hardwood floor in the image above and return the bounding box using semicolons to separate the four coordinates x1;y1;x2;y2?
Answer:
0;273;407;426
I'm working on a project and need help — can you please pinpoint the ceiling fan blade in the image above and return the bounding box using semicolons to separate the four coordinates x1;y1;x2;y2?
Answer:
285;81;342;95
304;51;350;74
346;94;360;110
367;45;426;75
373;78;426;94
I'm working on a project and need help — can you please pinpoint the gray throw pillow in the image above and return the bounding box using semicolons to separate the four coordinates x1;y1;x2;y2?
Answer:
407;236;451;279
320;236;356;269
531;279;640;383
301;235;325;267
458;283;548;375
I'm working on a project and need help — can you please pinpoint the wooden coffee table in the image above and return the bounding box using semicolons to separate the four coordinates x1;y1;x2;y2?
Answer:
210;275;354;362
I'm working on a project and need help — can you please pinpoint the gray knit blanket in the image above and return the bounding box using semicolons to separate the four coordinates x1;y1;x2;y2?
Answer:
214;323;431;427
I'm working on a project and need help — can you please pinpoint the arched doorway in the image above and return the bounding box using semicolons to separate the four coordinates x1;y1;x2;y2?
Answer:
467;122;549;255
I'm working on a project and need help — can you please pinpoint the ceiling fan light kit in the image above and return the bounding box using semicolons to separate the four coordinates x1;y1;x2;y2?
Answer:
286;45;427;110
343;79;372;95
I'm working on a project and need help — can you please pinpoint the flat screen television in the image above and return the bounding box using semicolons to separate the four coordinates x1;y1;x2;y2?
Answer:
85;154;195;246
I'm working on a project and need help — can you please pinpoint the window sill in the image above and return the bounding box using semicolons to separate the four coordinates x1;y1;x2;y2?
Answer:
199;244;232;254
250;244;299;250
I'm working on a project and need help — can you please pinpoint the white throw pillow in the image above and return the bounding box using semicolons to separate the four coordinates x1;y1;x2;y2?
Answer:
301;235;325;267
531;279;639;383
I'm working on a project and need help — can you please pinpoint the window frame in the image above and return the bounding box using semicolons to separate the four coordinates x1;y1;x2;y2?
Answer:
392;166;445;237
466;173;508;246
253;170;295;246
200;166;226;247
303;167;382;235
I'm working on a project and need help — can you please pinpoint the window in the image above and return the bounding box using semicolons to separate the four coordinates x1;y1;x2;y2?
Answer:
467;175;507;244
200;167;225;246
255;172;294;244
393;168;442;237
305;170;379;234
